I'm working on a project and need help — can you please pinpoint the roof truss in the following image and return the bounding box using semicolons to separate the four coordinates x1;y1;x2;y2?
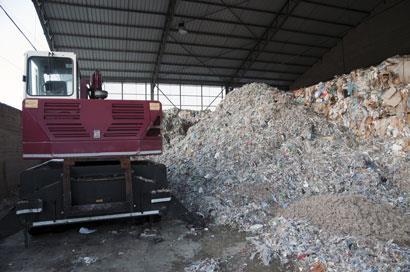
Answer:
33;0;379;89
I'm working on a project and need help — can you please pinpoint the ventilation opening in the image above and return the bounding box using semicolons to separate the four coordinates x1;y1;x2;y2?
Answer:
112;103;145;120
44;102;80;120
146;128;161;137
46;122;89;138
103;123;143;138
153;116;161;126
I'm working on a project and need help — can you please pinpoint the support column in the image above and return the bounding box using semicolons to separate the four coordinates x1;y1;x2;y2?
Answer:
200;85;203;110
150;82;155;100
179;84;182;109
121;82;124;100
224;85;231;95
150;0;177;98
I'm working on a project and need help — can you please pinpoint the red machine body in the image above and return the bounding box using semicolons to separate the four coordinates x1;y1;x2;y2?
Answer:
17;52;170;239
22;99;163;159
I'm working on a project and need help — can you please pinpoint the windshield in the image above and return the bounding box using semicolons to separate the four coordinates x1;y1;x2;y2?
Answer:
27;56;74;96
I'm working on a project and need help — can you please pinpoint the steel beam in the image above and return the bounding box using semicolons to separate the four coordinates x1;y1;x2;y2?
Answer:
177;11;354;28
200;85;203;110
218;0;258;38
32;0;53;50
78;57;303;75
81;68;295;82
80;76;290;89
205;88;224;110
48;16;340;40
229;0;302;86
54;33;324;58
92;76;224;86
179;84;182;109
53;31;331;51
53;32;330;51
301;0;370;14
151;0;178;100
58;46;312;67
180;0;355;27
48;17;164;32
45;0;355;27
166;33;224;85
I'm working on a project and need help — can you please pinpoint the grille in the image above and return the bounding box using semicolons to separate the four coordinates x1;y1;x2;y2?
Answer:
44;102;80;120
43;102;89;138
46;123;89;138
104;123;143;137
112;103;145;120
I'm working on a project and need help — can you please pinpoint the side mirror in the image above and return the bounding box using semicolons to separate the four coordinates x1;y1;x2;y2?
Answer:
22;75;26;82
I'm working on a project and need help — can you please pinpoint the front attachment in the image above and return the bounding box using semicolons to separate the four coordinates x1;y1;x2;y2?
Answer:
17;159;171;232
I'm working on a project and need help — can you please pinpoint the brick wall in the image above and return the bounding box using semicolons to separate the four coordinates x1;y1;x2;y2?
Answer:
0;103;39;199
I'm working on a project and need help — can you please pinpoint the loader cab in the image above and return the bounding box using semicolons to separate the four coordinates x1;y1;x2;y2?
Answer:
24;51;78;99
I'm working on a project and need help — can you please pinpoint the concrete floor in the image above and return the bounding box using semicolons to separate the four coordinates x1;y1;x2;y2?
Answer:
0;204;282;272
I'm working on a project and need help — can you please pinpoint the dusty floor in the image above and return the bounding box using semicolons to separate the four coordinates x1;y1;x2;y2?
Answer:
280;194;410;244
0;203;282;272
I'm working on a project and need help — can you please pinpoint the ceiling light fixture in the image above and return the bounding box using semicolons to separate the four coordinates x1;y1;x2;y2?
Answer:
178;22;188;35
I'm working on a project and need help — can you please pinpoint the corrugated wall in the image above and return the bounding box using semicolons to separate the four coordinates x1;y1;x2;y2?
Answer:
291;0;410;89
0;103;39;199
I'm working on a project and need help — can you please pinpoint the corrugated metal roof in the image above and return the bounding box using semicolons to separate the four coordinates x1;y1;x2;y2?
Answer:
33;0;382;89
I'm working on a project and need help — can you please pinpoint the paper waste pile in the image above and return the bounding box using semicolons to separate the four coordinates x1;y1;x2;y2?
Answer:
162;108;209;148
294;55;410;154
157;57;410;271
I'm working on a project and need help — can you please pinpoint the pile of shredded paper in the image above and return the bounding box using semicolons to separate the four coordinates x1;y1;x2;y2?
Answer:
157;56;410;271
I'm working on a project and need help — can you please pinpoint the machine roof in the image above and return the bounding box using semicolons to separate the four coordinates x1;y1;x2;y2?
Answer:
33;0;382;89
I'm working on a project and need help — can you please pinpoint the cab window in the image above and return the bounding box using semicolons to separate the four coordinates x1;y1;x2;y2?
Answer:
27;56;74;96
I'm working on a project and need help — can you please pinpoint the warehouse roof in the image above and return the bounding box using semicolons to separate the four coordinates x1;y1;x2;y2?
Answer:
33;0;383;89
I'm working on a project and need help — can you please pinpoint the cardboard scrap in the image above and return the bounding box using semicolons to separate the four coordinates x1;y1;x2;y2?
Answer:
383;91;402;107
381;87;396;101
296;55;410;139
385;57;410;84
404;137;410;152
310;262;326;272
